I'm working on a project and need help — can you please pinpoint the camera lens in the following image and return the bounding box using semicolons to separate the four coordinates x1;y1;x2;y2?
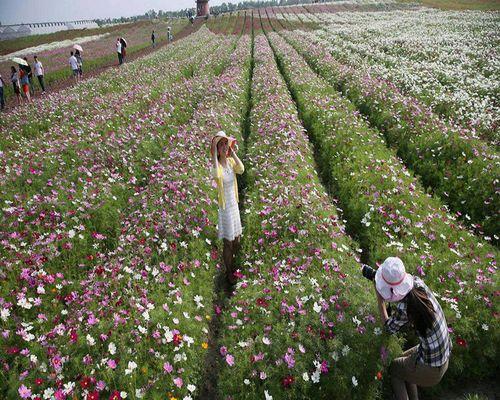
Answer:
362;265;377;281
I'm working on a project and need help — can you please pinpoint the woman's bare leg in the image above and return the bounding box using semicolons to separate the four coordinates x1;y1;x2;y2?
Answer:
232;236;240;261
223;239;234;283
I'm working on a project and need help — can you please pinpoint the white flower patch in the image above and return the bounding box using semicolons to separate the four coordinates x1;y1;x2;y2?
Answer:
124;361;137;375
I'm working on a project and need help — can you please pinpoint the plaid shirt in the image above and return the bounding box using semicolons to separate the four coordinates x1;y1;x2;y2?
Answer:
385;277;451;367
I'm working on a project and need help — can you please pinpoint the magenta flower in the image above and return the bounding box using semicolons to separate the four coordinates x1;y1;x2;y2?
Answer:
173;377;183;388
226;354;235;366
18;385;32;399
163;362;173;373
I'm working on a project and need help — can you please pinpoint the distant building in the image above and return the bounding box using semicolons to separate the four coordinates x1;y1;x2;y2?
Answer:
0;20;98;41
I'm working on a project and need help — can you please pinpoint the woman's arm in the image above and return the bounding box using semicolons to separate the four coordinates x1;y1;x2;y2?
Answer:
230;147;244;174
376;286;389;324
375;284;409;333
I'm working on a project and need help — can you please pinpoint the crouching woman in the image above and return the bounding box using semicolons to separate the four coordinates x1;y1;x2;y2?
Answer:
211;131;244;285
374;257;451;400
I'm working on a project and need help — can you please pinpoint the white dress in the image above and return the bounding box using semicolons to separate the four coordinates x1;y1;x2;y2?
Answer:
218;164;242;241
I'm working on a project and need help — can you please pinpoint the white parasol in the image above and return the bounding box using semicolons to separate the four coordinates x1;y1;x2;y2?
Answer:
73;44;83;52
11;57;28;66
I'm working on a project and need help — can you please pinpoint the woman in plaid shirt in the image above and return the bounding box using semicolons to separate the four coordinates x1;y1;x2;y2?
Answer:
374;257;451;400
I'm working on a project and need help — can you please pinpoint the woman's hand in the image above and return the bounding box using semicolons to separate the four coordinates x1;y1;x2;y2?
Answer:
375;282;389;324
229;144;239;157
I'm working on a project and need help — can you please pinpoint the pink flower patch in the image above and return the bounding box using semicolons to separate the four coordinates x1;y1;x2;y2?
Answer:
226;354;235;366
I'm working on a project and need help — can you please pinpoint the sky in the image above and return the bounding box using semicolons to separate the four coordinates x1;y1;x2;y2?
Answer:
0;0;248;25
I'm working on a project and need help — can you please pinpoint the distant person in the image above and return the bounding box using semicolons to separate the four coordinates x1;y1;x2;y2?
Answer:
75;49;83;78
69;51;79;83
33;55;45;93
0;73;5;110
22;57;34;95
19;67;31;103
120;38;127;62
10;66;22;105
151;30;156;48
116;38;123;65
167;26;173;43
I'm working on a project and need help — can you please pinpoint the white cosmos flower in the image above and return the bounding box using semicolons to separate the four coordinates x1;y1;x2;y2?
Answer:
124;361;137;375
0;308;10;321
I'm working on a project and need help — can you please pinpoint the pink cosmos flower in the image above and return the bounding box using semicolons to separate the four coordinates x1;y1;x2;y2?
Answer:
18;385;32;399
163;362;173;373
226;354;235;366
54;389;67;400
173;377;183;388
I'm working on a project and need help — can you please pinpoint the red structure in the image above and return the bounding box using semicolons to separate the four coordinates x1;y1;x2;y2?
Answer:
196;0;209;17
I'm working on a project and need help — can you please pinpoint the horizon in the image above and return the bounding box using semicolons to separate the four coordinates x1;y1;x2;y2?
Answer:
0;0;255;25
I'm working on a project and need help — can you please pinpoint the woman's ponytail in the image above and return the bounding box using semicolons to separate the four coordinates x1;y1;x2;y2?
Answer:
406;287;436;336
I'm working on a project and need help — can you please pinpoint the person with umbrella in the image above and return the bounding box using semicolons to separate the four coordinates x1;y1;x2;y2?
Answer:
116;38;123;65
120;38;127;62
20;57;34;96
10;64;22;105
69;51;79;83
19;65;31;103
75;48;83;78
33;55;45;93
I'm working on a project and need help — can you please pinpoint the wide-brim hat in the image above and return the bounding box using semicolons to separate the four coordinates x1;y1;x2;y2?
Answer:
375;257;414;302
210;131;237;157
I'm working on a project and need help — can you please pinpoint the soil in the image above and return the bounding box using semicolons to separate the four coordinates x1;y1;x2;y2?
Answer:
421;380;499;400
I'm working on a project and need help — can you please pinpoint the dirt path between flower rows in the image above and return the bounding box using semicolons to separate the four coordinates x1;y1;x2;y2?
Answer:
1;19;205;113
197;15;255;400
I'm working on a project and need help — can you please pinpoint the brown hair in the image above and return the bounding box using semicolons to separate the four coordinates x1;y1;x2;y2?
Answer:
406;287;436;336
216;139;227;162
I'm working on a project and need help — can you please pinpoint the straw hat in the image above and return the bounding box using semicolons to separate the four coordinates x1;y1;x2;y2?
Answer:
210;131;237;157
375;257;414;302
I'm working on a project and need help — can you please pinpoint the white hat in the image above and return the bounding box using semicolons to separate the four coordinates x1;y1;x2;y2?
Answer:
210;131;237;157
375;257;414;302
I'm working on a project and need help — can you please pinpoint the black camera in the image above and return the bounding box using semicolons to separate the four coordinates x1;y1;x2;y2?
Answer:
362;264;377;281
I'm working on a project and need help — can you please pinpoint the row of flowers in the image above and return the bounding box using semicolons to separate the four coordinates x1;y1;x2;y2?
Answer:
217;34;397;400
0;22;204;152
281;28;500;243
0;33;249;399
303;8;499;140
267;31;498;384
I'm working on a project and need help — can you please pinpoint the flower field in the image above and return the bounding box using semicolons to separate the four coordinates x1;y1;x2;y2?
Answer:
277;6;500;141
0;2;498;400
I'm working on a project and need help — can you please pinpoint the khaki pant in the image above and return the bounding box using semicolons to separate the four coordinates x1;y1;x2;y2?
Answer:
390;346;448;400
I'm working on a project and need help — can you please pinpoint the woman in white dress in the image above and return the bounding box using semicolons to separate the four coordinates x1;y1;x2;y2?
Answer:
211;131;244;284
